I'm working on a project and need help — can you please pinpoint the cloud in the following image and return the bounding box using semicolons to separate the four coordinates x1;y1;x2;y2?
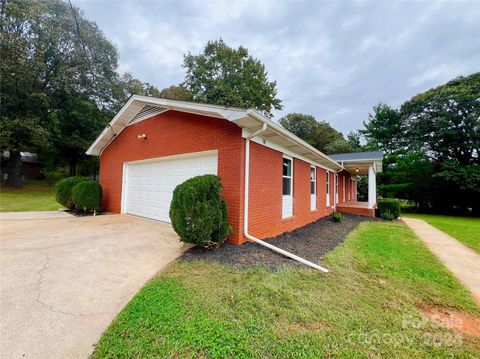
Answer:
75;0;480;135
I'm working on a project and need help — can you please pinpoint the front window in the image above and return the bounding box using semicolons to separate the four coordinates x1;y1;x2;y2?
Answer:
326;171;330;194
282;158;292;195
310;167;316;195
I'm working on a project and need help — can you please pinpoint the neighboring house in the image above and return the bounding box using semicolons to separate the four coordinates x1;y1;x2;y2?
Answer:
1;151;42;181
87;95;383;245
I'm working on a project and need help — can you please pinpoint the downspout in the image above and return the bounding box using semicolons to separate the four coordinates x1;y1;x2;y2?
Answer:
243;123;329;273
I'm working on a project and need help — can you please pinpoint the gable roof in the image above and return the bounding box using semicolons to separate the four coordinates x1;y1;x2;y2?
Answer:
86;95;343;171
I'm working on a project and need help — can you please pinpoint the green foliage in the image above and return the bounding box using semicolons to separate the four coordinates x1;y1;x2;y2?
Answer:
42;169;66;186
378;183;411;199
377;199;401;219
401;73;480;166
361;73;480;214
159;85;193;101
1;0;162;183
183;39;282;118
169;175;232;248
361;103;403;155
332;211;343;222
279;113;362;154
381;209;395;221
55;176;88;209
71;180;103;212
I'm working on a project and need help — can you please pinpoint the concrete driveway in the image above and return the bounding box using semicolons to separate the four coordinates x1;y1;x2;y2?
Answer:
0;214;188;358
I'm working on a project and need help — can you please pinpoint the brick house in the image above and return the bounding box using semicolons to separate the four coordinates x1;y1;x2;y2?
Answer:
87;95;382;245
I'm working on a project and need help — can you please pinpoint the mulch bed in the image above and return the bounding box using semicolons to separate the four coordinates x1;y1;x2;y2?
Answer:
181;213;380;271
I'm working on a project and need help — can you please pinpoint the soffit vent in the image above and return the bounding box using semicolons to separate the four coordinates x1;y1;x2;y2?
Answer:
128;104;168;125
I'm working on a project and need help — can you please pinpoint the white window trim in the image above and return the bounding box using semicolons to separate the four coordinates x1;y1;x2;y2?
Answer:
282;155;293;218
326;171;330;207
335;173;339;204
310;166;316;211
343;176;346;202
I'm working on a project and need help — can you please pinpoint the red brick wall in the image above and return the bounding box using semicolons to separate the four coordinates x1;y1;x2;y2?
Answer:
99;110;341;244
99;110;245;243
247;142;333;239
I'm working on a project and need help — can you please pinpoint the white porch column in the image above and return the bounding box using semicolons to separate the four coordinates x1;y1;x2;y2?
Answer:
368;165;376;208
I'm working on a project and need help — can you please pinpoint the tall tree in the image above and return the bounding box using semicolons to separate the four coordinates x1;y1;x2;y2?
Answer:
401;73;480;166
279;113;359;154
0;0;118;186
159;85;193;101
360;103;403;155
183;39;282;117
279;113;318;145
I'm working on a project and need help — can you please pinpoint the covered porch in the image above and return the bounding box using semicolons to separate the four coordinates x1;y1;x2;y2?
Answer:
329;151;384;217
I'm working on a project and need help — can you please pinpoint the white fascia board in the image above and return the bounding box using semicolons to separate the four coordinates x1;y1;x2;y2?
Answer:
86;96;138;155
240;112;342;171
245;110;343;171
243;128;338;172
86;95;250;156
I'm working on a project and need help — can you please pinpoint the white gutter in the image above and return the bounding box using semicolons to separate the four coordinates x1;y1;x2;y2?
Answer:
243;122;329;273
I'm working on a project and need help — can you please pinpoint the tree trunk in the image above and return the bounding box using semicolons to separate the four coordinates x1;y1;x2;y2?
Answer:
6;150;23;188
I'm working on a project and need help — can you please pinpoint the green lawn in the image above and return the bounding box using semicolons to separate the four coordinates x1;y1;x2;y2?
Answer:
0;181;62;212
92;222;480;358
403;213;480;254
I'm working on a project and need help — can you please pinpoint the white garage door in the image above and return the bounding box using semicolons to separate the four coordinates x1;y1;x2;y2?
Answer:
122;151;218;222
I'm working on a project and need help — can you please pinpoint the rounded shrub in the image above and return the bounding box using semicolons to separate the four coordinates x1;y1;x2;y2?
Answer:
55;176;88;209
71;180;103;213
381;209;395;221
332;211;343;222
377;198;401;219
169;175;232;248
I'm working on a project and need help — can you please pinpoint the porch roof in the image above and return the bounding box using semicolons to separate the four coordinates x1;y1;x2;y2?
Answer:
329;151;383;175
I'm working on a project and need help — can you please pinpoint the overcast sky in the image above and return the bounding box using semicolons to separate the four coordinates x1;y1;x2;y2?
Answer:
75;0;480;134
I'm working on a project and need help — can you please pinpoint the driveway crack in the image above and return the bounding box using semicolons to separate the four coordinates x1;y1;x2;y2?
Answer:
34;253;107;317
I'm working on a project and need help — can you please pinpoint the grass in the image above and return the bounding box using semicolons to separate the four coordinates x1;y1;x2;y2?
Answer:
92;222;480;358
0;181;62;212
403;213;480;254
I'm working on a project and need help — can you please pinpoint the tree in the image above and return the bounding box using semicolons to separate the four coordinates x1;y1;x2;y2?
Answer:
401;73;480;166
0;0;118;186
279;113;361;154
360;73;480;214
111;73;162;112
183;39;282;117
360;103;403;155
159;85;193;101
279;113;318;145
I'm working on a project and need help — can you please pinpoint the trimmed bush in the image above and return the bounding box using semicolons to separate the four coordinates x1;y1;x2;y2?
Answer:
71;180;103;212
55;176;88;209
169;175;232;248
332;211;343;222
381;209;395;221
377;198;401;219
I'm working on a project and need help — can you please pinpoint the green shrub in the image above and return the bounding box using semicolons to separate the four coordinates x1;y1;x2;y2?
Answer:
381;209;395;221
71;180;102;212
332;211;343;222
377;198;401;219
169;175;232;248
55;176;88;209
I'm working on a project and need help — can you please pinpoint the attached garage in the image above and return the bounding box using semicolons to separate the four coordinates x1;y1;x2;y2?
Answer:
87;95;378;245
121;151;218;222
